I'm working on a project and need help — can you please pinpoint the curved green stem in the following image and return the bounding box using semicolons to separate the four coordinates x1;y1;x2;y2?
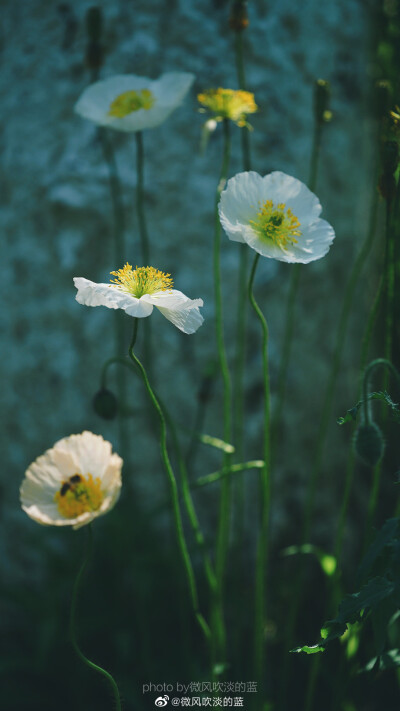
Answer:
248;252;271;688
214;120;232;637
69;524;122;711
128;320;211;644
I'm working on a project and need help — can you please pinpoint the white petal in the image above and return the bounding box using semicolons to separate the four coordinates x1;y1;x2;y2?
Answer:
20;432;123;528
74;74;154;126
219;170;334;263
219;171;265;242
75;72;195;133
152;72;195;106
142;290;204;333
259;172;322;226
73;278;154;318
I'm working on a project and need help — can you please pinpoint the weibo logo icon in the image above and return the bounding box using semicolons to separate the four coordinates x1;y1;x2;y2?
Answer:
155;696;169;707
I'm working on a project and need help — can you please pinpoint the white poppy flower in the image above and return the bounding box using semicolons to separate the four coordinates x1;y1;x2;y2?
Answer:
74;72;195;132
20;432;122;530
219;171;335;263
73;264;204;334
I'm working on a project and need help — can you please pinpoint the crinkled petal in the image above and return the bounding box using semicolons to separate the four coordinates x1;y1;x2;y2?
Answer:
142;290;204;333
219;170;334;263
74;278;154;318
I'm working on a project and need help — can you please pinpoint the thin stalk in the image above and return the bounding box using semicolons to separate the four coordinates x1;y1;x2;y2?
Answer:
214;119;232;637
135;131;152;373
135;131;150;265
233;28;252;567
98;129;128;455
273;120;322;452
248;252;271;691
128;320;211;645
302;191;380;544
69;524;122;711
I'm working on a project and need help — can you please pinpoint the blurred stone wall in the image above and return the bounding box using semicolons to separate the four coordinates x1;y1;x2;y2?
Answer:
1;0;376;574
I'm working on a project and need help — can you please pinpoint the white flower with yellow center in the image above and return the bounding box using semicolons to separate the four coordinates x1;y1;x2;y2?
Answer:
73;264;204;334
20;432;122;530
219;171;335;263
74;72;195;132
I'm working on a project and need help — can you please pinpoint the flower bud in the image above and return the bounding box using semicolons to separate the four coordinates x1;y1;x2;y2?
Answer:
314;79;331;125
354;423;385;467
93;388;118;420
229;1;249;32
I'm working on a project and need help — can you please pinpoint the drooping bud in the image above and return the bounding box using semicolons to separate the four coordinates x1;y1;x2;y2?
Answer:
353;423;385;467
93;388;118;420
314;79;332;125
229;0;249;32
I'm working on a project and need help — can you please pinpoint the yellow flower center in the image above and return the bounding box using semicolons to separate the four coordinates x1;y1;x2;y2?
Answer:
197;88;257;127
54;473;103;519
110;264;173;297
250;201;301;248
108;89;155;118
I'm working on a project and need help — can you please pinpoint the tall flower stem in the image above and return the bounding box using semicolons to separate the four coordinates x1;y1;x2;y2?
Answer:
69;524;122;711
273;117;322;452
128;319;211;646
233;23;251;465
213;119;232;659
303;188;380;544
99;129;128;454
248;252;271;692
135;131;152;371
135;132;150;266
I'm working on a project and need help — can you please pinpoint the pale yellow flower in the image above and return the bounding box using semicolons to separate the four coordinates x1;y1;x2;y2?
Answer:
20;432;122;529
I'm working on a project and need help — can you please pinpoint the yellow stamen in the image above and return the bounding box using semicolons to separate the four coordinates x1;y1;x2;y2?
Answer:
55;473;103;519
197;88;257;127
108;89;155;118
250;200;301;249
110;264;173;297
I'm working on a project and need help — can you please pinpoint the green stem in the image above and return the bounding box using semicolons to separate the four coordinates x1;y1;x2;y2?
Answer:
98;129;128;455
303;192;380;543
273;118;322;453
248;252;271;690
135;131;150;265
214;119;232;640
128;320;211;644
135;131;152;375
69;524;122;711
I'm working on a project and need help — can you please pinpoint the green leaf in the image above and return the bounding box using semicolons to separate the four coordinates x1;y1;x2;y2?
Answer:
195;460;264;488
290;643;325;655
281;544;337;577
197;433;235;454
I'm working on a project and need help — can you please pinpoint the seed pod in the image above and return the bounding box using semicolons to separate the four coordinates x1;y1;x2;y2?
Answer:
354;423;385;467
93;388;118;420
